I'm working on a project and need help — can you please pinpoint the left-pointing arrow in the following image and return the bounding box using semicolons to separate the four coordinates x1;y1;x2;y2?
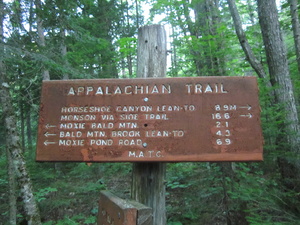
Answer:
44;141;56;146
45;124;56;129
44;132;56;137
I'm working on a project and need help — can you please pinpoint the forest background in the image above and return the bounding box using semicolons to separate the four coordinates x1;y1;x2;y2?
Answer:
1;0;300;224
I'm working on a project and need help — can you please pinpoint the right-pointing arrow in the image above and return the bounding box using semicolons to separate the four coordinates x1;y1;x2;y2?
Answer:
239;105;252;110
239;113;253;119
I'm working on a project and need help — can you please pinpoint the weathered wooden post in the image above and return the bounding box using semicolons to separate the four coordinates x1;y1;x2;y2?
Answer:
98;191;152;225
132;25;167;225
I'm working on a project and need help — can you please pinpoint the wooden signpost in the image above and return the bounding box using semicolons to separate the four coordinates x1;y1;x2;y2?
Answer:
36;25;264;225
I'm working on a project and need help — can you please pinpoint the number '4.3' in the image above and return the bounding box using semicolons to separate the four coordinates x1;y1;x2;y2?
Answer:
216;130;231;136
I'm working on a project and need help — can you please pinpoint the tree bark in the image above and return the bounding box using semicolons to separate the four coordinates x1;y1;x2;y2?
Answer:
257;0;300;169
289;0;300;75
26;107;33;150
192;0;225;76
57;2;69;80
1;1;17;224
20;91;26;152
35;0;50;80
7;145;17;225
0;82;42;225
0;1;42;224
227;0;268;80
132;25;167;225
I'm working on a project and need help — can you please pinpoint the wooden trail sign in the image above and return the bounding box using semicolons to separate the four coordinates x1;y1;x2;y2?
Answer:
36;76;263;162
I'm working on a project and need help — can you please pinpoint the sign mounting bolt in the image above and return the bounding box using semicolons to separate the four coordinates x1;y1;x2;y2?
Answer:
143;97;149;102
143;143;148;148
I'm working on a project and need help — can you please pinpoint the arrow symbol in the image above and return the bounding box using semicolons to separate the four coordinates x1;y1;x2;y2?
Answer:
44;140;56;146
46;124;56;129
240;113;253;118
239;105;252;110
44;132;56;137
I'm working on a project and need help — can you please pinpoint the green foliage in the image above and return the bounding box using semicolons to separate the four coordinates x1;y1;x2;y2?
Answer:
43;214;96;225
117;37;137;57
168;222;183;225
35;187;58;202
1;0;300;224
165;161;300;224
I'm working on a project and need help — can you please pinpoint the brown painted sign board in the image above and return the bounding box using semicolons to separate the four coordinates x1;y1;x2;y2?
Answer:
98;191;152;225
36;77;263;162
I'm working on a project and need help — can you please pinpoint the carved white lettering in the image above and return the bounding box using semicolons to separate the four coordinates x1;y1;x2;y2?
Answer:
96;87;103;95
173;130;185;137
111;131;140;137
118;122;138;129
67;87;75;95
60;115;96;121
59;131;82;138
145;130;170;137
157;105;181;112
119;114;138;120
86;86;93;95
101;115;114;120
60;123;85;129
86;131;106;137
145;113;168;120
185;83;228;94
204;85;213;93
118;139;142;146
128;150;163;158
59;139;84;146
61;106;89;113
91;123;114;129
114;86;122;94
116;105;152;112
90;139;113;146
89;106;111;112
66;84;172;96
61;106;111;113
124;85;132;94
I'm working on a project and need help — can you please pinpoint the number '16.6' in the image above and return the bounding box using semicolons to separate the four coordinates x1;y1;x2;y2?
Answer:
211;113;230;120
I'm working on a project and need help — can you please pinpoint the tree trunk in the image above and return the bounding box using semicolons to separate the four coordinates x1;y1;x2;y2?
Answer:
0;1;41;223
289;0;300;76
170;25;178;77
257;0;300;173
7;145;17;225
192;0;225;76
132;25;167;225
1;1;17;224
35;0;50;80
20;92;25;152
0;82;42;225
60;28;69;80
135;0;140;29
227;0;268;80
26;107;33;150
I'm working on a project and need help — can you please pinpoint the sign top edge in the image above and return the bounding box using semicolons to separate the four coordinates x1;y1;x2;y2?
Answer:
42;76;257;83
